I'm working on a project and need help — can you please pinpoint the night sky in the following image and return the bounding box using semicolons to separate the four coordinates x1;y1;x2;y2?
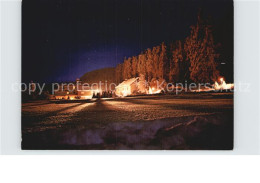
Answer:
22;0;233;83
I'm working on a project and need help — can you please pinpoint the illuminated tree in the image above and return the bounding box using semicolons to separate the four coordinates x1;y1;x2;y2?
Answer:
131;56;138;77
115;63;123;83
145;48;153;82
151;46;160;79
137;53;146;78
122;57;132;79
158;42;167;79
185;12;219;83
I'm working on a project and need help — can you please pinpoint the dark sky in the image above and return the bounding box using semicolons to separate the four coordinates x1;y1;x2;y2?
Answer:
22;0;233;82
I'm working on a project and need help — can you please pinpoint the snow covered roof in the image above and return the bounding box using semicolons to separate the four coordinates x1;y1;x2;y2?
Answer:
116;77;138;88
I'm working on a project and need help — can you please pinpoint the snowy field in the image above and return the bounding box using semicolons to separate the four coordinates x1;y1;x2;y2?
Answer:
22;93;233;150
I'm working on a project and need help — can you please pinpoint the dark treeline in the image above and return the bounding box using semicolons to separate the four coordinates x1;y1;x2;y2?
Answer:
115;12;227;84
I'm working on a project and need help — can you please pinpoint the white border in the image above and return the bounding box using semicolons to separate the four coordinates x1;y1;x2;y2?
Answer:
0;0;260;154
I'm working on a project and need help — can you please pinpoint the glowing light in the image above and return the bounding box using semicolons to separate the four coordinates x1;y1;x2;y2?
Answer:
148;87;161;94
121;87;130;97
214;78;234;90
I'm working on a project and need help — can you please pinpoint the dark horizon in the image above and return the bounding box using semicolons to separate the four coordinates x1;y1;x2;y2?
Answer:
22;0;233;83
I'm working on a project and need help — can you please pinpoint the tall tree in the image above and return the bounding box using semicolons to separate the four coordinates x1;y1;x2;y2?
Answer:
122;57;132;79
115;63;123;84
145;48;153;82
137;53;146;78
169;41;181;83
158;42;167;79
185;12;219;83
151;46;160;79
131;56;138;77
171;40;189;83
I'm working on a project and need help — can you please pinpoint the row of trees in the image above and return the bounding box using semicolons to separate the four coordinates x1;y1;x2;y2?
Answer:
115;13;220;84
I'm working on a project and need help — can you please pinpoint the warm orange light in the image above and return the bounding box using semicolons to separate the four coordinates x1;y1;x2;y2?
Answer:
218;76;225;83
148;87;161;94
214;77;234;90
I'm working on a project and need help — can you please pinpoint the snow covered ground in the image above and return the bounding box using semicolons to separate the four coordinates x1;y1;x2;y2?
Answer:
22;93;233;150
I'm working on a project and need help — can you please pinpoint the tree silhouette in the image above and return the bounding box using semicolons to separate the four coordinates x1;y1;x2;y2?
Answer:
185;11;219;83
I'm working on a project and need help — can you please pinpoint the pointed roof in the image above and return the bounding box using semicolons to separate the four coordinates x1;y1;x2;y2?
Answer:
116;77;138;88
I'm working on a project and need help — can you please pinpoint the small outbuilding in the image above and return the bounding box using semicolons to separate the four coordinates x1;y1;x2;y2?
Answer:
115;75;149;97
115;78;139;97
